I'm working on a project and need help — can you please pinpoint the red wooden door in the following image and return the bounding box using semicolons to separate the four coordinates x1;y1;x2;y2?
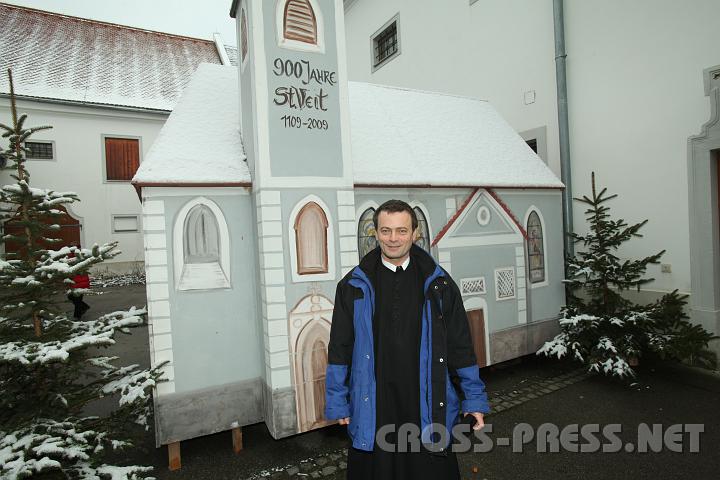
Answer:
467;309;487;368
3;205;80;258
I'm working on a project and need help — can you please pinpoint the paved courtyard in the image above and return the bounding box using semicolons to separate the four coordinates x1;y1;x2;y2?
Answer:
88;284;720;480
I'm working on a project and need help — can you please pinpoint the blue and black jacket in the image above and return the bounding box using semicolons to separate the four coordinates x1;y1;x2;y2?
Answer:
324;244;490;452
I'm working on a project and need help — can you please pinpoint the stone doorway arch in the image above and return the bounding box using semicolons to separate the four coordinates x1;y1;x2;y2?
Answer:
688;65;720;355
288;292;333;432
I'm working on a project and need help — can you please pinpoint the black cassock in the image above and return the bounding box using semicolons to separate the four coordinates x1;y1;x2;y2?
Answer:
347;259;460;480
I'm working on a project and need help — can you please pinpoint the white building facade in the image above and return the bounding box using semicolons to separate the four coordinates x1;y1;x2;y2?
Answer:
1;99;166;271
0;4;234;272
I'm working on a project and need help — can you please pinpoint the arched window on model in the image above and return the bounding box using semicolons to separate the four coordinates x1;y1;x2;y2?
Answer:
240;7;248;62
283;0;317;45
527;210;545;284
294;202;328;274
414;206;430;252
185;205;220;263
174;198;230;291
357;207;377;259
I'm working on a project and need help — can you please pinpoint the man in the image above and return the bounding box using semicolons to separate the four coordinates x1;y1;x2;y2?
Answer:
325;199;489;479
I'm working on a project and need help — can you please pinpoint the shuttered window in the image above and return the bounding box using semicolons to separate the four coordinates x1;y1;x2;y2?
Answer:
284;0;317;45
105;137;139;181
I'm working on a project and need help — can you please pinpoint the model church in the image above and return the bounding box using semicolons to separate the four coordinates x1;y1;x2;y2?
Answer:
131;0;565;464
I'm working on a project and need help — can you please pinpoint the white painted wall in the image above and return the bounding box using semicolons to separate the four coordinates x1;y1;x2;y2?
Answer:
0;99;167;271
344;0;720;294
563;0;718;294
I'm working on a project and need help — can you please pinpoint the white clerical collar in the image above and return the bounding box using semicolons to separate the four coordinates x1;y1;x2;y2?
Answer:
381;256;410;272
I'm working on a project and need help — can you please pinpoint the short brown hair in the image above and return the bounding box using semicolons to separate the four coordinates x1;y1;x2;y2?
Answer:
373;199;418;231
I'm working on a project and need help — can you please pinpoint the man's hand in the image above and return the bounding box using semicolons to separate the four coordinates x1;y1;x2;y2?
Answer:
338;417;350;425
463;412;485;430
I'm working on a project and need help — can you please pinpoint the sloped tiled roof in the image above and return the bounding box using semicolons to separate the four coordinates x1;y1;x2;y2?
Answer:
0;3;223;111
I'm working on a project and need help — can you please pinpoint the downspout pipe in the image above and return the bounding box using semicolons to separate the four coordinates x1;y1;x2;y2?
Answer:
553;0;574;259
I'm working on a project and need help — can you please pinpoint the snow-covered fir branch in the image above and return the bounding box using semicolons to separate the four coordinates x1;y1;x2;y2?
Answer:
0;419;152;479
0;308;146;365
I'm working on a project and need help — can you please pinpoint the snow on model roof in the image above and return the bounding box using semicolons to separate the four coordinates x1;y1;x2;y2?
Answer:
132;64;250;185
0;4;223;111
348;82;564;188
134;68;561;188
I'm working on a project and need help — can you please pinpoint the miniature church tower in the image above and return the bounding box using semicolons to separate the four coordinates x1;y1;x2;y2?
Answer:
232;0;357;437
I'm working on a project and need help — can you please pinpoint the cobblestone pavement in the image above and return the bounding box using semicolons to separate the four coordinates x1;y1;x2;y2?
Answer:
244;368;590;480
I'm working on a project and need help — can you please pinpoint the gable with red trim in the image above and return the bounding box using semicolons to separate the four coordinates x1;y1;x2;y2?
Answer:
433;189;525;249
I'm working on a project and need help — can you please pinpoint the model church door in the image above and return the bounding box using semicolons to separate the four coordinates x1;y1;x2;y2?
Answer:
466;309;487;368
288;293;334;433
310;338;327;424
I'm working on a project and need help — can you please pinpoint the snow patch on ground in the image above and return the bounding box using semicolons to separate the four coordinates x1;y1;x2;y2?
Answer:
90;272;146;289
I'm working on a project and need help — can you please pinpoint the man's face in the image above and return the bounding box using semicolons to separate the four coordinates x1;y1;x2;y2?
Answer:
375;210;417;265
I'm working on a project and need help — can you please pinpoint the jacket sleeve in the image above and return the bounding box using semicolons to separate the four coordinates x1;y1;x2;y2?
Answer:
324;280;355;420
444;276;491;415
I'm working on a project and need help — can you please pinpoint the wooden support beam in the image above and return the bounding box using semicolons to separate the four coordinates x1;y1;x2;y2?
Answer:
168;441;181;471
232;427;243;453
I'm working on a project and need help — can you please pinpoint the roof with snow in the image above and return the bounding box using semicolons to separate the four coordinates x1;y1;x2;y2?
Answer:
349;83;563;188
133;64;250;185
134;67;563;189
0;3;226;112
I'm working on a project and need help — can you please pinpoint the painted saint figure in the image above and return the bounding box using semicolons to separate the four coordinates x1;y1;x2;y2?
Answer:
325;199;490;479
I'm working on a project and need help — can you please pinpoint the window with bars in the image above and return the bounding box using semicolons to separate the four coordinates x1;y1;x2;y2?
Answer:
372;16;400;71
104;137;140;181
25;141;54;160
283;0;317;45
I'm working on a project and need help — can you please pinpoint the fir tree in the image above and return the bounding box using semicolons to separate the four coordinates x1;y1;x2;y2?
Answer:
1;69;161;479
563;172;664;315
538;173;717;377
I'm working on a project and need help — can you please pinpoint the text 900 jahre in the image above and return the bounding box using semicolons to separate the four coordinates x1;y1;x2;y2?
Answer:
273;58;335;130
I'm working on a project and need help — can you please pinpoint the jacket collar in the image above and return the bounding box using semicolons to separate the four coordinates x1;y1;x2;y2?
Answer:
355;244;442;288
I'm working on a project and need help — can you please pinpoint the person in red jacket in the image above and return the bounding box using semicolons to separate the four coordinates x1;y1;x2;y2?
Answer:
67;272;91;319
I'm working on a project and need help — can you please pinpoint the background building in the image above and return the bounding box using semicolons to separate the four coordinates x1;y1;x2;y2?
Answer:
0;3;236;272
342;0;720;351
